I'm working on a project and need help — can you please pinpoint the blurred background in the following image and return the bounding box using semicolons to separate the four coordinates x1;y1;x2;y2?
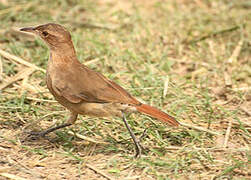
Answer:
0;0;250;179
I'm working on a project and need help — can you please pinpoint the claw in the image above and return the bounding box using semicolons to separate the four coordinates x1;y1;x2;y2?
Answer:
25;130;47;141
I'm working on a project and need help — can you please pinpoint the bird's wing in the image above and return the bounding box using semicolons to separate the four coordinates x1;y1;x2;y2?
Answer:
52;63;139;105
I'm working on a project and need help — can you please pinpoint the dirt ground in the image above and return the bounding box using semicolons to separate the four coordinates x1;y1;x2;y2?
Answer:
0;0;250;179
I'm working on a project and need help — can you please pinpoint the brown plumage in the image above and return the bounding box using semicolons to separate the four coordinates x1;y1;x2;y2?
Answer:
20;23;179;157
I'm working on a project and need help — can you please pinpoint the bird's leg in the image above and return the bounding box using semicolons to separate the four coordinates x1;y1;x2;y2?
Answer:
28;112;78;138
122;112;143;158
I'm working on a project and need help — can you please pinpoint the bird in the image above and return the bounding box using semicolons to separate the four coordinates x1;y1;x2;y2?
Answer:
20;23;179;157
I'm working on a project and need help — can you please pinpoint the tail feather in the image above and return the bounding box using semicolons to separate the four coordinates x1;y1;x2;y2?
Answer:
136;104;179;126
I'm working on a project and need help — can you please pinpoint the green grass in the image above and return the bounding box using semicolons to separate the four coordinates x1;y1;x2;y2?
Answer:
0;0;250;179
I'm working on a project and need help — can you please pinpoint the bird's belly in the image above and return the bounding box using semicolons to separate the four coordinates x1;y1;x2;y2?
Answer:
74;102;137;117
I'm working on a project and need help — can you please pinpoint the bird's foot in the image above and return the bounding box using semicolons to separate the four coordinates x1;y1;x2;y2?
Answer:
134;129;147;158
26;123;73;140
134;139;142;158
139;129;147;143
25;130;49;141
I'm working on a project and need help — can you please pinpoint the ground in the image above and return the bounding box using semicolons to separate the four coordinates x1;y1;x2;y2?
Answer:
0;0;250;179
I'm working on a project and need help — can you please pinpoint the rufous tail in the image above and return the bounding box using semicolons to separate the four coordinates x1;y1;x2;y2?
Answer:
136;104;179;126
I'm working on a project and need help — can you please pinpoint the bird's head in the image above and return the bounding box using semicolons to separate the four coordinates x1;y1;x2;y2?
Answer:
20;23;72;50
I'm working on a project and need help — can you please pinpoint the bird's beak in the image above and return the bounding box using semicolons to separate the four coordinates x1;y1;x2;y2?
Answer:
20;27;36;33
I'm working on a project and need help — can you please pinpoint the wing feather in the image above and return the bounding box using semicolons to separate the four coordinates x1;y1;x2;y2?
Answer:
52;63;139;105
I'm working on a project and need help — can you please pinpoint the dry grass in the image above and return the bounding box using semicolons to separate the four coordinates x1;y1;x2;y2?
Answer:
0;0;250;179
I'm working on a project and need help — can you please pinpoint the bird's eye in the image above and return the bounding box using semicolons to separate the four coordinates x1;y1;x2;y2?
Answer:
42;31;49;37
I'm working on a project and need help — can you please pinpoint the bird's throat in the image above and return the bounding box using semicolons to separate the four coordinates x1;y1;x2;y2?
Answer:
50;44;78;65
